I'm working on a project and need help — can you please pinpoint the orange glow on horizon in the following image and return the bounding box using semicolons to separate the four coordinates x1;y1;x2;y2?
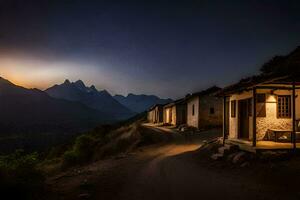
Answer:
0;55;103;90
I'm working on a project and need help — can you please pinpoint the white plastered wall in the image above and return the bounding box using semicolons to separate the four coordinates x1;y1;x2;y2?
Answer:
187;96;199;128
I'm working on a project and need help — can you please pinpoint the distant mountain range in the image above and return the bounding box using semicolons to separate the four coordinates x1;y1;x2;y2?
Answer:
0;77;172;151
45;79;172;117
0;78;173;132
0;77;110;136
45;80;135;120
114;93;172;113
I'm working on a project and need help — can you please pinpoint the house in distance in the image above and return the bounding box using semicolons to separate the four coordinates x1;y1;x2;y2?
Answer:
185;86;223;129
163;98;187;126
147;104;164;124
147;86;223;130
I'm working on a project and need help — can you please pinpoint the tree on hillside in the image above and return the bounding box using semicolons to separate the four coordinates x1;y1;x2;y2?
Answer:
260;47;300;77
260;55;286;75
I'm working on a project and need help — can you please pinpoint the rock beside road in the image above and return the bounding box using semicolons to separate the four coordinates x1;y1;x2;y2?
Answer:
211;153;224;160
232;152;247;164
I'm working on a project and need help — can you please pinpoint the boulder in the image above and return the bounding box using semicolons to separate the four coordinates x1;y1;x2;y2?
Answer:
225;144;239;151
232;152;247;164
211;153;224;160
227;152;238;162
218;146;229;155
218;144;239;156
240;162;250;168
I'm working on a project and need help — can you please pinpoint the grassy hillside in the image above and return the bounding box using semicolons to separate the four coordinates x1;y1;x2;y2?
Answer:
42;112;149;171
0;112;144;198
0;111;180;200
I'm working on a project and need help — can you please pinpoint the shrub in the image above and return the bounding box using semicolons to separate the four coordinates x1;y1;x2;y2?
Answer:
0;150;45;200
73;135;96;156
62;150;80;166
62;135;96;167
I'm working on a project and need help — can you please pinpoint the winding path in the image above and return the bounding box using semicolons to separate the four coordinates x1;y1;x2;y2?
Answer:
48;125;299;200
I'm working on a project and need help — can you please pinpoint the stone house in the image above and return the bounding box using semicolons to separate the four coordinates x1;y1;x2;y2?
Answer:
163;99;187;126
147;104;164;123
186;86;223;129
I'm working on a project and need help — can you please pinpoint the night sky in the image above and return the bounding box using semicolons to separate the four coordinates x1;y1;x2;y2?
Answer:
1;0;300;98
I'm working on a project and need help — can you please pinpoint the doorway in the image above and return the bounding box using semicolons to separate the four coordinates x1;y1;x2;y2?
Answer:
238;99;250;139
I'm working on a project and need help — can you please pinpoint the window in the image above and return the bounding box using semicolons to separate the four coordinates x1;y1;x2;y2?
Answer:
277;95;291;118
210;107;215;115
256;94;266;117
192;104;195;116
231;100;236;118
257;94;266;103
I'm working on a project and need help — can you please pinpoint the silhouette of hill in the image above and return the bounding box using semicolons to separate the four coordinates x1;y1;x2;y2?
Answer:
0;77;113;151
0;77;115;152
114;93;172;113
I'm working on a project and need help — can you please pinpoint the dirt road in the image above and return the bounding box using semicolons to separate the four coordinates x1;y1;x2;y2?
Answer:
47;126;300;200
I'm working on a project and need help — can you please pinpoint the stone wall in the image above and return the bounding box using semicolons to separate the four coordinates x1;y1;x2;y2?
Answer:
198;95;223;128
256;89;293;140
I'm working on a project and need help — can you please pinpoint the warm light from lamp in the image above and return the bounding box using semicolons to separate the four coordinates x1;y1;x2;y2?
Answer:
267;94;276;103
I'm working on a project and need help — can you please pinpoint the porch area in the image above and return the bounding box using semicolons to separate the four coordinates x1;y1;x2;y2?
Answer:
226;138;300;153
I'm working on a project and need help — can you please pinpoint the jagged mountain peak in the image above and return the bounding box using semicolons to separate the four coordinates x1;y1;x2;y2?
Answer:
74;80;85;87
61;79;89;92
64;79;71;84
90;85;97;91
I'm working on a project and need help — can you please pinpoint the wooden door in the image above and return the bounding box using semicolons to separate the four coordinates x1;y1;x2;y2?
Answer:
238;99;249;139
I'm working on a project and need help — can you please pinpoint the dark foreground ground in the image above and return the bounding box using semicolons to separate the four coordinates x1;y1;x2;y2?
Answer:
46;125;300;200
